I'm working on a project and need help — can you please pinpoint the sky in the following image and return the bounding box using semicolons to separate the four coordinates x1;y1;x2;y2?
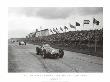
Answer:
8;7;103;38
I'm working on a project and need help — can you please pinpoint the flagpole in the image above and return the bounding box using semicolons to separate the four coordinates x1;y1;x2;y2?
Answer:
93;17;97;55
40;26;42;44
75;22;77;31
75;22;76;31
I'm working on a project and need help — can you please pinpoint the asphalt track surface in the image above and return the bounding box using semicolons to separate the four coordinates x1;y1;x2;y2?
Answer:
8;42;103;73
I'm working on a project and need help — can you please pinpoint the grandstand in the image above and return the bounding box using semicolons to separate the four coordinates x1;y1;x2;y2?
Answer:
26;29;103;57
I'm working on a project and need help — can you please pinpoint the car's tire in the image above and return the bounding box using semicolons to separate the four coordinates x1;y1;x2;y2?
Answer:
42;49;47;59
36;47;40;55
59;49;64;58
55;55;59;59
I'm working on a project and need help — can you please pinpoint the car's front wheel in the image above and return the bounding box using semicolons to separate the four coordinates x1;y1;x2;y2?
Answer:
59;49;64;58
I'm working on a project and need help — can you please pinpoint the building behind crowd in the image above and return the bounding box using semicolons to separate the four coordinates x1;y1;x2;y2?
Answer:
36;29;49;37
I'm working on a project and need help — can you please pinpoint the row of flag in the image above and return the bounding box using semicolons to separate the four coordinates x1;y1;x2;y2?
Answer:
50;18;100;34
83;18;100;25
26;18;100;38
50;22;80;33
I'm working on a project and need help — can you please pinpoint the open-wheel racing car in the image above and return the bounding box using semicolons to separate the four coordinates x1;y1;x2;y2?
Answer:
19;41;26;45
36;44;64;59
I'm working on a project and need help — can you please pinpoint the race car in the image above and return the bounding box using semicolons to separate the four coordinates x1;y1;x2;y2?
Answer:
36;44;64;59
19;41;26;45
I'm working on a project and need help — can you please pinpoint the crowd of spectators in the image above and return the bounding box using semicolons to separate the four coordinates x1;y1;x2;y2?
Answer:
27;29;103;52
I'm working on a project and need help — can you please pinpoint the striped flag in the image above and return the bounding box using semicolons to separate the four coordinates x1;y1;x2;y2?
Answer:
83;20;90;27
83;20;90;24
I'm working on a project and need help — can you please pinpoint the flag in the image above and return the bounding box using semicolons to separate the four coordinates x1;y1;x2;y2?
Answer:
76;22;80;26
64;26;68;30
53;28;56;32
50;29;53;33
96;21;100;25
69;23;76;28
56;28;58;31
56;28;59;33
60;27;63;31
64;26;68;32
93;18;100;25
93;18;97;24
83;20;90;24
53;28;58;33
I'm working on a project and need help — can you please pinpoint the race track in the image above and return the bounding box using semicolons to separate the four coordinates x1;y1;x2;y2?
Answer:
8;42;103;73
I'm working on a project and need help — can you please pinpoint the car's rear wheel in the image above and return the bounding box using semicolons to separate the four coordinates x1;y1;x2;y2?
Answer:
36;47;40;55
59;49;64;58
